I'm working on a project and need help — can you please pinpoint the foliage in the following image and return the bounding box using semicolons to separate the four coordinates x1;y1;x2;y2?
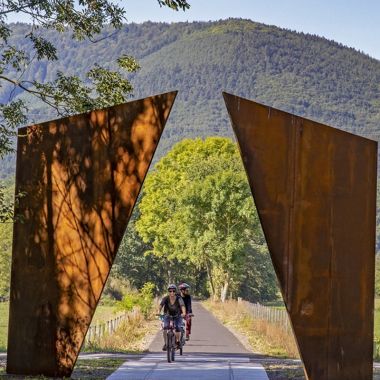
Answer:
0;179;14;297
0;0;122;157
117;282;155;317
102;276;133;302
1;18;380;247
0;184;13;223
0;0;190;133
0;0;190;219
376;257;380;297
0;18;379;166
0;220;12;297
113;203;209;296
136;137;278;301
0;302;9;352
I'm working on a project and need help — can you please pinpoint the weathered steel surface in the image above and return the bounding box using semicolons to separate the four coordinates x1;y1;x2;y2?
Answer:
7;92;177;377
223;92;377;380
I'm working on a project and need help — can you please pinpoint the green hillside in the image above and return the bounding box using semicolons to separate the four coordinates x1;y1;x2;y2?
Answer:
0;18;379;172
1;19;380;297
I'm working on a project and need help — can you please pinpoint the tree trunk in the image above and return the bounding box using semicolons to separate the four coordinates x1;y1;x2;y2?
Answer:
205;261;216;298
220;274;230;303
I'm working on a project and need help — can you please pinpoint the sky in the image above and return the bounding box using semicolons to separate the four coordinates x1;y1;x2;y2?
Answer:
7;0;380;60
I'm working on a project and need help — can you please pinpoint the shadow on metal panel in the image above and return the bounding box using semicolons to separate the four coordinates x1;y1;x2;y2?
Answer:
7;91;177;377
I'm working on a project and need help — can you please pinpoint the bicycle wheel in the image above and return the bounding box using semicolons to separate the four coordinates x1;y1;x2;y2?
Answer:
166;331;172;363
179;331;184;355
171;333;176;362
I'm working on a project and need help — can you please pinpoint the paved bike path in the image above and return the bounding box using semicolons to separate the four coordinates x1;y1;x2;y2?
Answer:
107;302;269;379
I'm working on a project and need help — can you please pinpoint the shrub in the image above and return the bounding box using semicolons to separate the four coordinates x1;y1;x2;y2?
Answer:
103;277;132;301
117;282;155;318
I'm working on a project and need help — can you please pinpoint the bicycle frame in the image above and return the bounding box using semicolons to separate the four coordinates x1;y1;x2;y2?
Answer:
160;314;177;363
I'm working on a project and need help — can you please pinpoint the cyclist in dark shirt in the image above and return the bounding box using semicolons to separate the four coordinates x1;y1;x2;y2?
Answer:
158;284;186;350
179;283;193;340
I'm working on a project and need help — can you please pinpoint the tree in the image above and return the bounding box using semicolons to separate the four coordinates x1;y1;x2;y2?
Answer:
113;201;167;292
136;137;278;302
0;179;14;297
0;0;190;220
113;198;209;296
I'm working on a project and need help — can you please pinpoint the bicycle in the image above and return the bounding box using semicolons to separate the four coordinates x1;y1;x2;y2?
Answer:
179;317;186;356
158;314;178;363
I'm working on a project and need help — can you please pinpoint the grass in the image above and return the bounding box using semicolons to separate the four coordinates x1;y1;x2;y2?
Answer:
264;365;380;379
264;362;305;380
0;296;159;353
374;298;380;340
0;356;125;379
0;301;119;353
0;303;157;378
203;299;299;358
0;302;9;352
70;357;125;379
91;304;119;325
84;308;159;353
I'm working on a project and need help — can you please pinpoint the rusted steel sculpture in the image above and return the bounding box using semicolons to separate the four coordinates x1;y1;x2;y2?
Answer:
223;92;377;380
7;92;177;377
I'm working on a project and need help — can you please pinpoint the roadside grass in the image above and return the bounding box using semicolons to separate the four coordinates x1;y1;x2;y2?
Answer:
0;303;157;377
374;298;380;340
203;299;299;358
70;357;125;379
0;296;160;354
84;308;159;353
263;362;305;380
0;301;121;353
91;303;118;325
264;365;380;379
0;357;125;379
0;302;9;352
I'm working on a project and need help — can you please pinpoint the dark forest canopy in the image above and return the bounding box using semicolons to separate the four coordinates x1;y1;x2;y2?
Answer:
1;18;380;297
0;18;379;180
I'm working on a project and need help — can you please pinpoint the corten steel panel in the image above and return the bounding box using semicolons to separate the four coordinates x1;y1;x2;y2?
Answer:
7;92;177;377
223;92;377;380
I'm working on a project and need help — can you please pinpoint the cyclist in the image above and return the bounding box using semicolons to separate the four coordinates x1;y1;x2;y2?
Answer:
158;284;186;350
179;283;192;340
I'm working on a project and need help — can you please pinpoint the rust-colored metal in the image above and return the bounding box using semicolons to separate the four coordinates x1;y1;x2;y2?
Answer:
223;92;377;380
7;92;177;377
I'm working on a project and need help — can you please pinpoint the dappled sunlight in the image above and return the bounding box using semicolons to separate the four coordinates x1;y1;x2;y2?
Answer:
7;92;177;377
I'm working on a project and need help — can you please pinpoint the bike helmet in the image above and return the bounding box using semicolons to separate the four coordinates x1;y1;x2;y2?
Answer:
168;284;177;291
179;283;190;290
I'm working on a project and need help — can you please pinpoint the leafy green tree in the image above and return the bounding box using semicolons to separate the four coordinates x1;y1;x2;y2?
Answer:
113;203;168;292
0;0;190;220
376;255;380;297
136;137;278;302
117;281;155;317
113;201;209;295
0;179;14;297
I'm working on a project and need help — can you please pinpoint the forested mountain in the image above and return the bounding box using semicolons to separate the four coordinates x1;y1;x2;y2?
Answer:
1;18;380;178
1;19;380;298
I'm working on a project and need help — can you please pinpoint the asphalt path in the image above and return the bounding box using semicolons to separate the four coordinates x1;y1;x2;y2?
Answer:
107;302;269;379
149;301;248;353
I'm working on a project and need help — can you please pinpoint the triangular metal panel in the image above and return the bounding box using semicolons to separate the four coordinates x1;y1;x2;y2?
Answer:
223;92;377;380
7;92;177;377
